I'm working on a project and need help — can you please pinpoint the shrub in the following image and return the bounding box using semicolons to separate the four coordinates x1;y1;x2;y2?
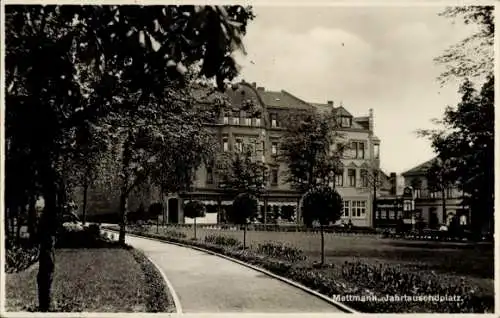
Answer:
204;235;241;247
255;242;306;262
5;245;39;273
164;230;187;239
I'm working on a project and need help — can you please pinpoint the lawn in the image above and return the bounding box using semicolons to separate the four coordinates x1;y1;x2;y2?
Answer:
148;225;494;297
5;247;176;312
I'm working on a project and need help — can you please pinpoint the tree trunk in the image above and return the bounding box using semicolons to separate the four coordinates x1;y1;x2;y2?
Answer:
118;190;128;245
37;183;58;312
28;195;38;245
442;187;447;224
82;180;88;225
156;215;159;233
193;217;197;239
243;223;247;249
320;224;325;265
17;203;26;243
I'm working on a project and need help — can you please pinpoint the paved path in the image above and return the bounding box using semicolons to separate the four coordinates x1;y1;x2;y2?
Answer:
115;233;342;313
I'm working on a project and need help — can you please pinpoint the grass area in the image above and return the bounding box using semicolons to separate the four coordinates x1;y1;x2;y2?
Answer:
146;225;494;297
5;247;176;312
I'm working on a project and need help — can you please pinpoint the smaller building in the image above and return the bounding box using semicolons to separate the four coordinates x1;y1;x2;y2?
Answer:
401;158;469;229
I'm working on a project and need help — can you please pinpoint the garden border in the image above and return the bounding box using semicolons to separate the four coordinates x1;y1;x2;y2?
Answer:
144;254;183;314
105;229;357;314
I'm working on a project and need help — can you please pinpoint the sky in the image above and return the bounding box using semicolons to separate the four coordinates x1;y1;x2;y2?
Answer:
233;5;478;174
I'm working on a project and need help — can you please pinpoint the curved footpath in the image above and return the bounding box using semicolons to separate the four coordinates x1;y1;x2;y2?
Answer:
114;233;343;313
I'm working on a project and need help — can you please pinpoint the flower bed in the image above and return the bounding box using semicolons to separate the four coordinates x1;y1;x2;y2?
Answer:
111;226;493;313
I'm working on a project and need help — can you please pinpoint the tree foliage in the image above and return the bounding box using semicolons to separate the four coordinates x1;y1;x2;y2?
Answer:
302;186;343;227
280;109;345;193
230;192;259;225
5;4;254;311
183;200;207;219
418;76;494;234
216;150;268;197
435;6;494;84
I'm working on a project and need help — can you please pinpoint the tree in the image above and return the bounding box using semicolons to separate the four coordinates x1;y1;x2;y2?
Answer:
418;76;494;238
302;186;343;265
435;6;494;85
183;200;206;240
426;158;455;225
216;149;268;197
230;192;258;249
5;5;254;311
280;109;344;192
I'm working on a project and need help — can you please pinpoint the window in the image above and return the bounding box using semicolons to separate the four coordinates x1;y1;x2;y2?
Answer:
271;113;277;128
446;187;454;199
335;172;344;187
341;116;351;128
233;112;240;125
271;142;278;155
223;138;229;152
223;115;229;125
350;142;365;159
206;167;214;184
358;142;365;159
388;210;395;219
261;141;266;155
241;111;251;126
255;118;261;126
374;144;380;159
348;169;356;187
361;169;369;187
271;169;279;185
404;201;412;211
235;139;243;152
343;201;350;217
353;201;366;217
414;188;422;198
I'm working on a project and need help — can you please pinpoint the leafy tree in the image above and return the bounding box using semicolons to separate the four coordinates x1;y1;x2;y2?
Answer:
183;200;206;240
216;149;269;197
302;186;343;265
419;76;494;237
425;158;455;225
5;5;254;311
230;192;258;249
435;6;494;84
280;109;344;193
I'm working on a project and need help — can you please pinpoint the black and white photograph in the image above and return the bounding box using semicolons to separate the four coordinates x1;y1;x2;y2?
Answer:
1;1;496;315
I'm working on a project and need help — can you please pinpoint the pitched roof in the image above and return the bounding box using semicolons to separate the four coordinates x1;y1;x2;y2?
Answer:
224;82;263;110
401;157;438;176
258;89;313;110
311;103;365;129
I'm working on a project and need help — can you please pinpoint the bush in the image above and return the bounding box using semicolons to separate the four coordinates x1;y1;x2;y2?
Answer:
5;245;39;273
164;230;187;239
56;223;117;248
204;235;241;247
256;242;306;262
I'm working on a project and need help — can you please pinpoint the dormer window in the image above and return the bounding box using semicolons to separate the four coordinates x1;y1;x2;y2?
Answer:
341;116;351;128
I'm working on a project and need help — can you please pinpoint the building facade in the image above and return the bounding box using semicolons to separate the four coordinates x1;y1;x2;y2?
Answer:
401;158;469;229
165;81;381;227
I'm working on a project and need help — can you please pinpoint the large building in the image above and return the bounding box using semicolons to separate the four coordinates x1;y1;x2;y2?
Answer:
165;81;382;227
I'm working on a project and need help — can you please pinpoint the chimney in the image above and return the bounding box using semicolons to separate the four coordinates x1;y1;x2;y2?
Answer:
369;108;374;132
327;100;334;108
390;172;397;196
257;87;265;92
252;82;257;88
